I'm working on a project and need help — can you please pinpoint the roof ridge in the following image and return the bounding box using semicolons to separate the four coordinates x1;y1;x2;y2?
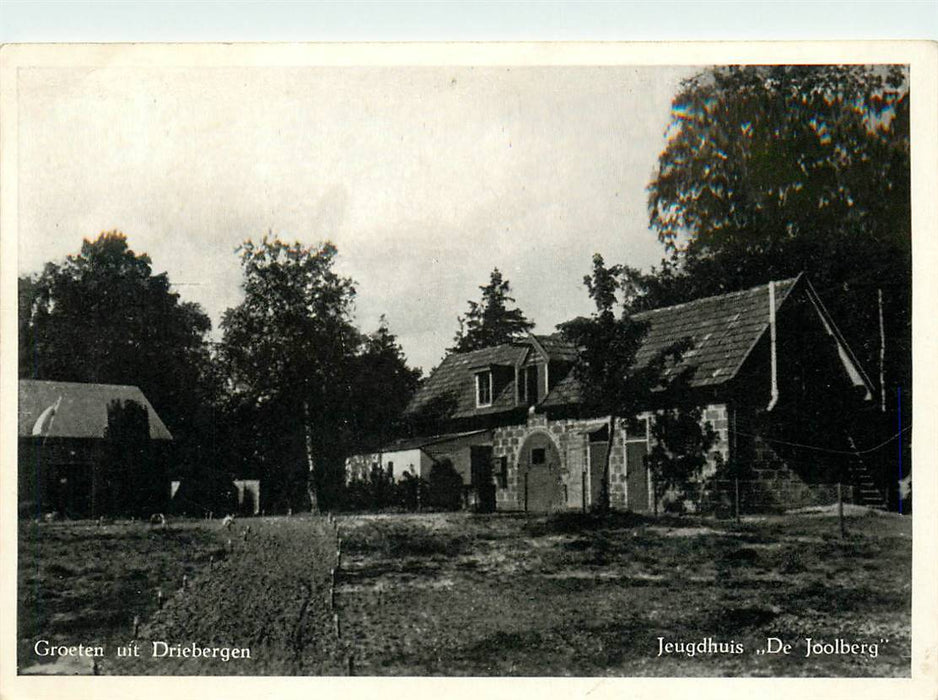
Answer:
19;378;144;391
632;276;800;319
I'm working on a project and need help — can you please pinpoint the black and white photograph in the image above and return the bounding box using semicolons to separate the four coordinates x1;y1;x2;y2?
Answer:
1;40;935;697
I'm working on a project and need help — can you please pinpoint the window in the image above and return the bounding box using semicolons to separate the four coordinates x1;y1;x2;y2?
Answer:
522;365;539;405
531;447;546;465
475;370;493;407
497;456;508;488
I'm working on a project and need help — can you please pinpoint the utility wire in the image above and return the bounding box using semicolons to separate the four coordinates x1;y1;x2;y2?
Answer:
727;424;911;456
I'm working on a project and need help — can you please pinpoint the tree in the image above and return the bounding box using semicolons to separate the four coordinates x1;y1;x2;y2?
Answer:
560;254;714;511
450;268;535;352
349;316;422;452
103;399;170;517
647;65;910;410
218;236;361;512
18;231;214;466
646;65;911;499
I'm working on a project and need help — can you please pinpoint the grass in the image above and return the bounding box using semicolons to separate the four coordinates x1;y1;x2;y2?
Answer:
17;518;226;672
17;508;911;676
335;510;911;676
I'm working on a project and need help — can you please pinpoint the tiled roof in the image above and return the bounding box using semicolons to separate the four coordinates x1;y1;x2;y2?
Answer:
630;276;798;387
532;334;579;362
406;343;528;419
410;277;802;417
18;379;173;440
539;276;799;406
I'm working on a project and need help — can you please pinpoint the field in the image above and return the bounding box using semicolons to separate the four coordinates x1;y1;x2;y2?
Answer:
17;508;911;677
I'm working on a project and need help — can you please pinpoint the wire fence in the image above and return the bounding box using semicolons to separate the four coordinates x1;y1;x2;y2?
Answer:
663;478;858;516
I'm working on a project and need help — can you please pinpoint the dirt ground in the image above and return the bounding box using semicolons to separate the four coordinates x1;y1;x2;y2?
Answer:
17;508;911;677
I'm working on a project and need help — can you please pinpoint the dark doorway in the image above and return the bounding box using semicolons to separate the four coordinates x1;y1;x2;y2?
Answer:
470;445;496;512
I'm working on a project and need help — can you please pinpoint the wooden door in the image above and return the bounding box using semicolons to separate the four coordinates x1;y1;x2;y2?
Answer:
626;441;650;513
518;433;563;513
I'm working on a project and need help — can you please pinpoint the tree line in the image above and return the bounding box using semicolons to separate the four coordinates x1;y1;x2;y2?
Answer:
19;64;910;514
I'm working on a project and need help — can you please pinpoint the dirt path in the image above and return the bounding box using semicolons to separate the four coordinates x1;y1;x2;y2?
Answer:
101;516;348;675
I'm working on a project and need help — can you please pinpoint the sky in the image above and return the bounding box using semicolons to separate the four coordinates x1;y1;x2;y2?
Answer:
17;63;698;372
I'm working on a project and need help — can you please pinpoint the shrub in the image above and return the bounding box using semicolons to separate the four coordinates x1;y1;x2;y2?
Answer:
425;460;464;511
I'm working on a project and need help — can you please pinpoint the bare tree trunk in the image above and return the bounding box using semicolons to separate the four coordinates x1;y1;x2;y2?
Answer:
303;399;319;514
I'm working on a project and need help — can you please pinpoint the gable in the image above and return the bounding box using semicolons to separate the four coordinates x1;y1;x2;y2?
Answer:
18;380;173;440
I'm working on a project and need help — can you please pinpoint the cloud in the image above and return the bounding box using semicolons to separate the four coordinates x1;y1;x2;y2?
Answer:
16;64;697;371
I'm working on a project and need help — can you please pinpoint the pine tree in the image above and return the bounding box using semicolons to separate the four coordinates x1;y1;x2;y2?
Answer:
450;268;534;352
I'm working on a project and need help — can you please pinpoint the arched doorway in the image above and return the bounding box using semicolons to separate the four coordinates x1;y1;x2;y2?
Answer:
518;431;564;513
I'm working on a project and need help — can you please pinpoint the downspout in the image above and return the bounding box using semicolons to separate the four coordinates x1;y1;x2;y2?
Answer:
767;280;779;412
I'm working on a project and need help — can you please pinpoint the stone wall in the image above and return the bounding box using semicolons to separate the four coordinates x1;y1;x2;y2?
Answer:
492;403;730;513
493;412;628;512
740;434;853;511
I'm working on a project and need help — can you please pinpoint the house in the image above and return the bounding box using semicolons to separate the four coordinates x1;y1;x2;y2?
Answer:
345;429;496;507
18;379;173;518
360;274;880;514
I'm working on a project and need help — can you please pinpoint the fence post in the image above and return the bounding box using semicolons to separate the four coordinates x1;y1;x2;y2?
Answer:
582;470;587;513
347;653;355;676
838;481;845;539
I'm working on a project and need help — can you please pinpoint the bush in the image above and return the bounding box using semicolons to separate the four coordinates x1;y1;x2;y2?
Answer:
170;471;239;517
426;460;464;511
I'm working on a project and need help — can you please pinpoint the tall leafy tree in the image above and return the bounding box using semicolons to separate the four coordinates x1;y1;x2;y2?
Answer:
219;236;361;512
18;231;214;463
646;65;910;415
349;316;423;451
450;268;535;352
560;255;714;510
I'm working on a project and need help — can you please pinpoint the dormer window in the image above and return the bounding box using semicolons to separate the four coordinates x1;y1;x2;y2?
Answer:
522;365;539;405
475;370;493;407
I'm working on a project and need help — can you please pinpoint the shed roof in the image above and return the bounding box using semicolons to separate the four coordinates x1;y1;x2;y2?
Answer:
18;379;173;440
380;429;491;453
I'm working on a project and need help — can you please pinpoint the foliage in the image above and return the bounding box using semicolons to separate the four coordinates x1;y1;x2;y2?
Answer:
646;65;911;411
18;232;215;466
559;255;660;419
219;236;361;512
169;470;240;518
647;404;720;511
425;460;465;511
560;254;716;511
340;467;430;512
102;399;170;518
450;268;535;352
349;316;423;452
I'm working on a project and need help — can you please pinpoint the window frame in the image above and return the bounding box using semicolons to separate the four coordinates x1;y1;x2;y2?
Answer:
522;364;539;405
475;370;494;408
